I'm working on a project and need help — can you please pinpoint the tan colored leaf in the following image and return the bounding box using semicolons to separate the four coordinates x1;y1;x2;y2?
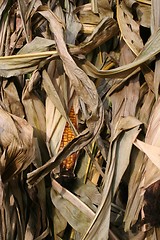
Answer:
69;179;101;213
79;16;119;55
134;139;160;170
117;1;143;55
51;179;94;235
43;66;74;157
82;117;141;240
124;149;145;231
0;108;35;182
17;0;30;42
75;3;100;25
1;80;25;118
134;97;160;188
0;36;57;77
22;70;46;141
53;208;67;239
151;0;160;99
136;2;151;28
65;0;82;44
17;37;55;55
97;0;114;18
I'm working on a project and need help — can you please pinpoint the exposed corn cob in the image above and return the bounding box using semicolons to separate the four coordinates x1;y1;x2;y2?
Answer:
59;106;78;176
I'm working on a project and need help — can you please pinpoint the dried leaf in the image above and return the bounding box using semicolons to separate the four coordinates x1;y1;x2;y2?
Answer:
136;2;151;28
1;80;25;118
134;139;160;171
81;27;160;79
82;117;141;240
65;0;82;44
124;148;145;231
75;3;100;25
22;71;46;140
0;108;35;182
151;0;160;99
71;179;101;213
53;208;67;239
17;0;30;42
117;1;143;55
97;0;114;18
79;16;119;54
0;0;8;20
51;179;94;235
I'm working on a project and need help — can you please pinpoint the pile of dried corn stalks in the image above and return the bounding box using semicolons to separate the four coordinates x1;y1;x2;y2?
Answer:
0;0;160;239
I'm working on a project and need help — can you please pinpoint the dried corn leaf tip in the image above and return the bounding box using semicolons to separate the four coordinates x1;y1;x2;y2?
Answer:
143;180;160;227
59;106;78;177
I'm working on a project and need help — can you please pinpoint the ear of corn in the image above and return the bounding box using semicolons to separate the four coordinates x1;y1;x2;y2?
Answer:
59;106;78;176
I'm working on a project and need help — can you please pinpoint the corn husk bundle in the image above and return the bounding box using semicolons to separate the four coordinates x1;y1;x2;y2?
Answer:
0;0;160;240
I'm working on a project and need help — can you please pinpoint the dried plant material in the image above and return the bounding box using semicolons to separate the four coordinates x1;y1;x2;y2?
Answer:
1;1;160;239
0;108;35;182
151;0;160;33
117;0;143;55
79;16;119;54
74;180;101;207
0;36;57;77
151;0;160;99
75;3;100;25
17;37;55;54
124;148;145;231
53;208;68;239
0;0;7;20
143;98;160;187
97;0;114;18
130;231;147;240
65;0;82;44
124;0;138;8
134;139;160;170
133;97;160;231
22;71;46;138
51;179;94;235
27;5;104;186
82;117;141;240
82;27;160;79
82;38;142;239
136;2;151;28
1;80;25;118
17;0;30;42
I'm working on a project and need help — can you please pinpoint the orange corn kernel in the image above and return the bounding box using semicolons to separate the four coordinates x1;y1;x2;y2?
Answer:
59;107;78;173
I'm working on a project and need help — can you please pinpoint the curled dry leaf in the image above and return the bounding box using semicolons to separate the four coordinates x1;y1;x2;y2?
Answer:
0;107;35;182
